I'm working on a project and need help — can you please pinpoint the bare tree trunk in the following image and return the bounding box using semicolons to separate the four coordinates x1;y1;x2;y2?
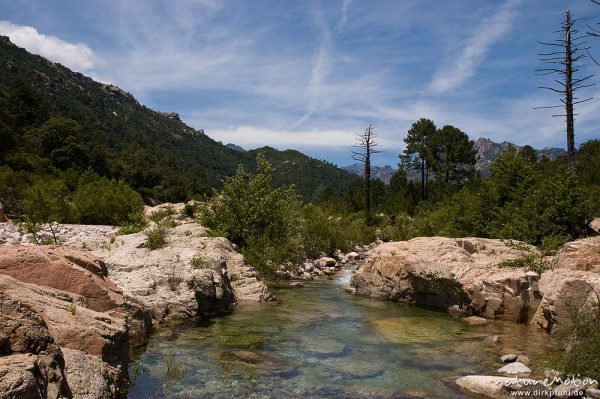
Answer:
565;11;577;173
364;149;371;218
420;158;425;200
352;125;381;221
536;10;593;175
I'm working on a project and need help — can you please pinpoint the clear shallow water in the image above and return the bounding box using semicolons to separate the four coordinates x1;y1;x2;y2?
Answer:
128;274;555;399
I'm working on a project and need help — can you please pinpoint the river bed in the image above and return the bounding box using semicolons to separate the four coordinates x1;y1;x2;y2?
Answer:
128;272;555;398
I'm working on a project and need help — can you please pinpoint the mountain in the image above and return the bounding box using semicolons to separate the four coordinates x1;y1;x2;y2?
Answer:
474;137;567;173
248;147;357;200
225;143;246;152
341;164;397;184
342;138;568;182
0;36;352;201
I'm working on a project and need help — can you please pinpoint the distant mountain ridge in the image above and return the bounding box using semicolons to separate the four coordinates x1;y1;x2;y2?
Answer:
248;147;356;200
342;138;567;182
341;164;397;184
473;137;566;173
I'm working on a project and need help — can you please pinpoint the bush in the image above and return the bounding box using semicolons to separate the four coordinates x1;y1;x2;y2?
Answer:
301;205;377;257
149;206;175;224
145;224;167;250
73;177;144;226
199;157;303;278
491;167;589;245
22;179;74;243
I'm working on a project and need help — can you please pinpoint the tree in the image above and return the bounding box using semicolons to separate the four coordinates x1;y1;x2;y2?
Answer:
429;125;476;185
536;10;594;174
22;180;73;244
199;157;303;278
519;145;537;163
73;177;144;225
402;118;436;200
351;125;381;219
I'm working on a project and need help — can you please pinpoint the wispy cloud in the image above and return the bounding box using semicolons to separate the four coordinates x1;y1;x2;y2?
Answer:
0;21;98;72
429;0;521;93
292;2;333;128
211;125;354;149
337;0;353;32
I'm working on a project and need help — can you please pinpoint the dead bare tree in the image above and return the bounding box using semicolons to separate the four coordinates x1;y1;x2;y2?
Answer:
536;10;594;174
351;125;381;219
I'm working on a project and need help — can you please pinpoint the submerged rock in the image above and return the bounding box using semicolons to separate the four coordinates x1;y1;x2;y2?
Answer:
321;357;385;379
368;316;463;344
463;316;488;326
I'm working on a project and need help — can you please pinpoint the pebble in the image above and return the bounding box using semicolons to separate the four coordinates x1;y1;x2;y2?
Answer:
500;354;518;363
462;316;488;326
497;362;531;375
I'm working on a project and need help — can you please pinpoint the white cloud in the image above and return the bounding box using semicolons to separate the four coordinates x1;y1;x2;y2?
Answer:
429;0;521;93
293;3;333;128
337;0;353;31
0;21;98;72
210;125;360;150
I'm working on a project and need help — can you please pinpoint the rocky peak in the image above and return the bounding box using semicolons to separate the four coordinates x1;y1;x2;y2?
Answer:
159;111;181;121
102;83;139;105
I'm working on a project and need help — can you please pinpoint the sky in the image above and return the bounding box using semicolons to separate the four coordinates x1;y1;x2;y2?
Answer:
1;0;599;167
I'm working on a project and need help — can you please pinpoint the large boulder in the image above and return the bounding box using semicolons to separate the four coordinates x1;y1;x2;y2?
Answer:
530;268;600;333
349;237;541;322
92;221;272;323
529;236;600;333
0;274;129;398
0;246;151;346
552;236;600;273
0;246;121;312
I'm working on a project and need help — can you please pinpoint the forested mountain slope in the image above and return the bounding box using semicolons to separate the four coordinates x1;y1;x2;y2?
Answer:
0;36;353;202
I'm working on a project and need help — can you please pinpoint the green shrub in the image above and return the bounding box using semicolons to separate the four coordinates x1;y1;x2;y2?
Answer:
190;256;205;269
73;177;144;226
199;157;303;278
149;206;175;224
22;179;74;243
539;235;571;256
498;253;550;275
145;224;167;250
300;205;377;258
183;202;196;218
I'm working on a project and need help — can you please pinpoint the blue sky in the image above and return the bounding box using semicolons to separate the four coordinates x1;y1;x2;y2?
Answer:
1;0;599;166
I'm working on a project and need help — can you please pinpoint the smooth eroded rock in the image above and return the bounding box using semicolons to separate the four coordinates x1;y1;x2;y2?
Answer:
92;221;272;323
350;237;540;322
463;316;488;326
497;362;531;376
